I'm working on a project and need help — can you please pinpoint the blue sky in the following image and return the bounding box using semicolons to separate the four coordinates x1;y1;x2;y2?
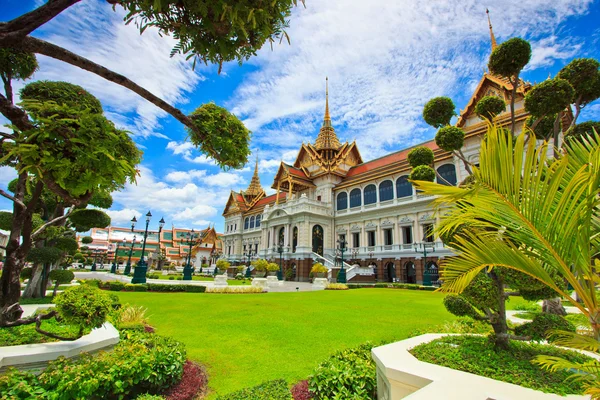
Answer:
1;0;599;233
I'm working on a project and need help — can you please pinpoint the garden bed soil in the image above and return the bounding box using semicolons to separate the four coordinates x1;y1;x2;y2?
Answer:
163;360;208;400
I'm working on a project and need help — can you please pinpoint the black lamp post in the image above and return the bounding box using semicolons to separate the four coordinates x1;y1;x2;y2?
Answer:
276;241;285;280
124;235;136;275
336;237;347;283
183;229;199;281
132;212;165;284
91;248;99;271
245;249;253;278
111;239;126;274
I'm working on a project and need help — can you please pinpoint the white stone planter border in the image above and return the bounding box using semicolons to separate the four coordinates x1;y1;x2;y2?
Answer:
372;333;594;400
0;322;120;374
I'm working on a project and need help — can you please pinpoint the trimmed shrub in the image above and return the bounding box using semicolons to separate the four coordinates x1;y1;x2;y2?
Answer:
206;286;264;294
146;283;207;293
422;97;455;128
108;281;126;291
325;283;349;290
435;126;465;152
216;379;291;400
515;313;576;341
124;283;148;292
409;165;436;182
49;269;74;284
474;95;506;121
407;146;434;167
20;267;33;280
53;285;113;330
309;342;377;400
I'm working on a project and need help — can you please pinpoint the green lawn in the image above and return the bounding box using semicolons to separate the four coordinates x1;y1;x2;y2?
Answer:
117;289;454;398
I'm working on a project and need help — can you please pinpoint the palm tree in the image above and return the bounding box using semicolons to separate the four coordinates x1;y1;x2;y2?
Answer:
412;125;600;395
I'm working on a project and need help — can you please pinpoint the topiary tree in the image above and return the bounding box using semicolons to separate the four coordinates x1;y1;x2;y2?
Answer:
409;165;436;182
80;236;93;245
525;114;560;141
251;258;268;274
557;58;600;126
514;313;575;342
422;97;455;128
0;48;38;102
474;96;506;121
215;259;230;274
407;147;436;183
488;37;532;134
26;247;64;265
0;211;12;231
88;191;113;209
54;237;78;254
565;121;600;144
48;269;74;297
69;209;111;232
267;262;280;273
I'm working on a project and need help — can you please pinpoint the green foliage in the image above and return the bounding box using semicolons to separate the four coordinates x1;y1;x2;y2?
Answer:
407;146;434;167
251;258;269;271
310;262;327;274
0;311;86;346
501;267;562;301
566;121;600;143
526;114;560;141
53;285;113;330
524;78;575;118
88;191;113;209
0;331;186;399
136;395;165;400
124;283;149;292
443;294;481;319
515;313;576;341
20;267;32;280
409;165;435;182
21;80;103;113
81;236;93;244
309;342;377;400
187;103;251;169
475;96;506;120
461;272;498;312
410;335;588;396
557;58;600;106
69;209;111;232
216;258;231;271
26;247;64;264
216;379;291;400
0;368;47;399
108;281;127;291
435;126;465;152
513;301;542;313
422;97;455;128
146;283;207;293
119;0;298;70
49;269;74;284
0;49;38;81
266;262;279;272
53;237;79;254
0;210;13;230
488;37;531;78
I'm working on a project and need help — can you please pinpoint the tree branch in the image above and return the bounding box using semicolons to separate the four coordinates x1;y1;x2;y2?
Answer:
0;0;81;46
32;207;75;240
35;313;79;341
18;36;202;139
0;131;16;140
1;307;56;328
41;177;93;207
0;93;35;132
0;188;25;208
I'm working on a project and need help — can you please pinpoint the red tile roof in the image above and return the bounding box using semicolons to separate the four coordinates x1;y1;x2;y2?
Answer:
287;166;308;179
345;140;438;178
252;192;287;208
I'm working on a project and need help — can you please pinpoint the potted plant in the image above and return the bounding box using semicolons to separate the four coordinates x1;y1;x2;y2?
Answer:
251;259;268;277
311;263;328;278
216;259;230;275
267;262;279;276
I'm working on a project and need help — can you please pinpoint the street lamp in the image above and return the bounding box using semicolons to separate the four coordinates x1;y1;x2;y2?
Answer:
275;241;285;280
91;248;100;271
414;237;435;286
336;237;347;283
183;229;199;281
351;248;359;263
124;235;136;276
111;239;126;274
132;212;165;284
245;249;253;278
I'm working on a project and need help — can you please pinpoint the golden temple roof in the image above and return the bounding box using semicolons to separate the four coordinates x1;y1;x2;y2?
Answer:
244;156;264;197
314;77;342;150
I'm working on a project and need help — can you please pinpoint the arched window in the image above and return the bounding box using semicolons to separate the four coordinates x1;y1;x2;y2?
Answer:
244;217;249;230
364;184;377;205
437;164;457;186
278;227;285;246
255;215;261;227
292;226;298;253
379;180;393;202
350;188;362;208
396;175;412;198
337;192;348;211
249;216;255;229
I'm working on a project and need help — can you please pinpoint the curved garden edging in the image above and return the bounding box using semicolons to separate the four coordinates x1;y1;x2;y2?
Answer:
371;333;595;400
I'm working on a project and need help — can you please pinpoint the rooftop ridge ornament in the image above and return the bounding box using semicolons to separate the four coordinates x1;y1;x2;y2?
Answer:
244;155;264;197
314;77;341;151
486;9;497;51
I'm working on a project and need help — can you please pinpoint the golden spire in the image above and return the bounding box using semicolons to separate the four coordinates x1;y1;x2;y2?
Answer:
244;155;263;197
486;9;497;51
315;77;341;150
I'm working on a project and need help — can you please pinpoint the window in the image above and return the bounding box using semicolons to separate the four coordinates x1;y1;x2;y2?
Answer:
317;195;322;201
337;192;348;211
402;226;413;244
350;188;361;208
234;223;236;231
368;231;376;247
293;226;298;253
244;217;249;230
384;229;393;245
249;216;255;229
352;232;360;248
255;215;261;227
424;224;435;242
278;227;285;246
226;225;229;233
396;175;412;198
437;164;457;186
379;180;394;202
364;184;377;205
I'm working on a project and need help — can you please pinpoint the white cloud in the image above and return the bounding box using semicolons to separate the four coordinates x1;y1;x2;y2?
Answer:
171;205;217;221
166;141;195;156
0;166;17;187
165;169;207;183
105;209;142;226
526;36;581;71
204;172;246;187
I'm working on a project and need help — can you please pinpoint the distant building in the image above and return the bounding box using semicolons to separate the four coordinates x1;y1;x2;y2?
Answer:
81;225;223;269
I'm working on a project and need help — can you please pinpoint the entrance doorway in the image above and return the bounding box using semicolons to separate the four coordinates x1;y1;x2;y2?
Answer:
312;225;324;255
404;262;416;284
423;261;439;286
385;262;396;282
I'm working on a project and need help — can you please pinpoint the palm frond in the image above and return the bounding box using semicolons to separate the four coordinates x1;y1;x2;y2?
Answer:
546;330;600;353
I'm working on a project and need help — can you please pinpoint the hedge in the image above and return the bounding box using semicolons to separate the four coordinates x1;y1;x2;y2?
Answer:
215;379;291;400
348;283;437;291
103;282;206;293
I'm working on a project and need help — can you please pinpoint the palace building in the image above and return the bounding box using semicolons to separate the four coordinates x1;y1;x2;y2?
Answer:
221;26;546;283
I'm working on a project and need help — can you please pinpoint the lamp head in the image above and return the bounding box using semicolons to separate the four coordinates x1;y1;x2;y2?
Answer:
131;216;137;231
145;211;152;222
159;217;165;228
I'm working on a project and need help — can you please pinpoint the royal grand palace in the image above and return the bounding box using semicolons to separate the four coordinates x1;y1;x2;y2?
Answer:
221;32;539;284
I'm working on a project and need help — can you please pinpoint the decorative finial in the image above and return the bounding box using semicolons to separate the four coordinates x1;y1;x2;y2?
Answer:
486;9;497;51
324;77;330;122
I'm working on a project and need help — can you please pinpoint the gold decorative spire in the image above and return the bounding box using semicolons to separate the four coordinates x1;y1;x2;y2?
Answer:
244;155;263;197
315;77;341;150
486;9;497;51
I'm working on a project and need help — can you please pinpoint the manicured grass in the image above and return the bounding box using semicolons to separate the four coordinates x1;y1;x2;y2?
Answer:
116;289;454;398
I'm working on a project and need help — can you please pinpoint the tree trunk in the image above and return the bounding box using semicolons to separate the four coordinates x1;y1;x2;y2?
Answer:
509;77;519;136
52;282;59;297
22;263;42;298
542;298;567;316
490;270;510;350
